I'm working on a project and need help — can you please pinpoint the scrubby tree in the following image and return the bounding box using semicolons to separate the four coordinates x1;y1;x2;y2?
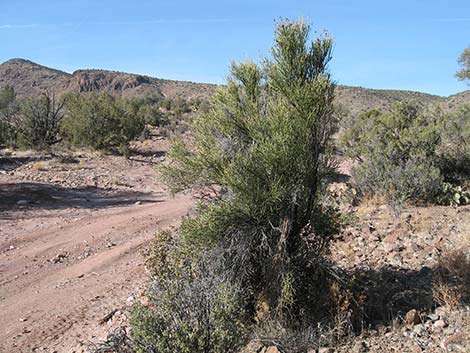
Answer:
61;93;145;155
158;18;339;325
456;47;470;83
15;91;65;149
0;85;18;146
0;85;16;111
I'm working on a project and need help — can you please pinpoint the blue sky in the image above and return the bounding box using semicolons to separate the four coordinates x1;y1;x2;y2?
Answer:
1;0;469;96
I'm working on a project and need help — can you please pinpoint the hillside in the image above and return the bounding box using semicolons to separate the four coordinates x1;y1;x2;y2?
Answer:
0;58;217;101
0;58;468;113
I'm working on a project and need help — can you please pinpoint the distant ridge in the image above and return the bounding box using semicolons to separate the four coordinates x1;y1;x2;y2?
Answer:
0;58;469;114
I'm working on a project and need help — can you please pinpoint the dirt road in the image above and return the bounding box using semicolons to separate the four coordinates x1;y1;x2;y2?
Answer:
0;181;192;352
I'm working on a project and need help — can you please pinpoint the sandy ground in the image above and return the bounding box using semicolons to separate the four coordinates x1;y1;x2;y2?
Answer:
0;137;193;352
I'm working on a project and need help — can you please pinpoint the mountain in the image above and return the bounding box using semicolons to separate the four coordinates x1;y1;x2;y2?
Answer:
0;58;468;114
0;58;217;101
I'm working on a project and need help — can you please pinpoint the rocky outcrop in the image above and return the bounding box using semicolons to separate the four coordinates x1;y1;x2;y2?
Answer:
71;70;152;94
0;58;216;100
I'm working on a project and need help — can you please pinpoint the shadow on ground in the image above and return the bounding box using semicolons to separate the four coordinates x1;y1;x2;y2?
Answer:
340;259;469;330
0;154;53;172
0;182;161;217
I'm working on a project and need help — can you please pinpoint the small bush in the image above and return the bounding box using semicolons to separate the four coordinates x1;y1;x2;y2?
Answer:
436;182;470;206
137;102;168;126
341;101;442;213
131;253;249;353
61;93;145;154
32;161;47;171
0;119;16;147
433;245;470;309
437;104;470;183
14;91;65;149
0;85;18;147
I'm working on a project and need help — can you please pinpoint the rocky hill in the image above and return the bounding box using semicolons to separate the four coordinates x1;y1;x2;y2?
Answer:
0;58;468;113
0;58;216;101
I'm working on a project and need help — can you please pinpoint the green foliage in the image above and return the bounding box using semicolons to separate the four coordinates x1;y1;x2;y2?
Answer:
0;85;16;110
0;85;18;147
436;182;470;206
159;19;339;323
130;256;249;353
456;47;470;83
341;101;443;213
137;102;167;126
15;91;65;149
61;93;145;153
437;104;470;182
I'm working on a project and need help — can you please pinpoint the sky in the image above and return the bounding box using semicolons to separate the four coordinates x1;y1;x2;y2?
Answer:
1;0;469;96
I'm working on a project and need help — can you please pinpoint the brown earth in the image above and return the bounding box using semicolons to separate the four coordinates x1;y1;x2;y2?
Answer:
0;136;193;352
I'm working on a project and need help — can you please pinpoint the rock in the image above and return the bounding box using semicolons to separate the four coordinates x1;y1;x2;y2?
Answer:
241;341;264;353
434;306;449;317
98;309;119;325
404;309;421;325
413;324;426;336
135;201;142;205
383;243;396;253
383;232;400;244
106;241;116;248
51;253;68;263
318;348;334;353
352;341;368;352
265;347;281;353
444;333;468;351
433;319;448;331
409;344;422;353
426;313;439;322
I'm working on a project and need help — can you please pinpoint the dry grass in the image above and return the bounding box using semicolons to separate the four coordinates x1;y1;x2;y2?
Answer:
433;233;470;309
32;161;47;171
356;194;388;217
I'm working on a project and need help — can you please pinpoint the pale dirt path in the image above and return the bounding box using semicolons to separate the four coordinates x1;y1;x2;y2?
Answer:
0;192;192;353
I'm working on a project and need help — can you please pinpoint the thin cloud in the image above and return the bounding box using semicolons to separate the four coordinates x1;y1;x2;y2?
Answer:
0;24;37;29
0;19;232;31
431;18;470;22
95;18;233;25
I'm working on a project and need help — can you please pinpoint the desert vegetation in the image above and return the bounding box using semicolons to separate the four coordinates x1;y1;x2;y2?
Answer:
0;85;200;155
2;15;470;353
121;19;344;352
89;21;470;353
456;47;470;83
339;100;470;213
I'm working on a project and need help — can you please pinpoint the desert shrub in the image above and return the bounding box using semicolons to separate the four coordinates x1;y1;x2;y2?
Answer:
0;85;19;147
130;253;249;353
138;103;168;126
436;182;470;206
61;93;145;154
437;105;470;182
160;98;172;111
158;18;339;327
172;97;192;116
341;101;442;213
0;119;15;147
14;91;65;149
433;240;470;309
